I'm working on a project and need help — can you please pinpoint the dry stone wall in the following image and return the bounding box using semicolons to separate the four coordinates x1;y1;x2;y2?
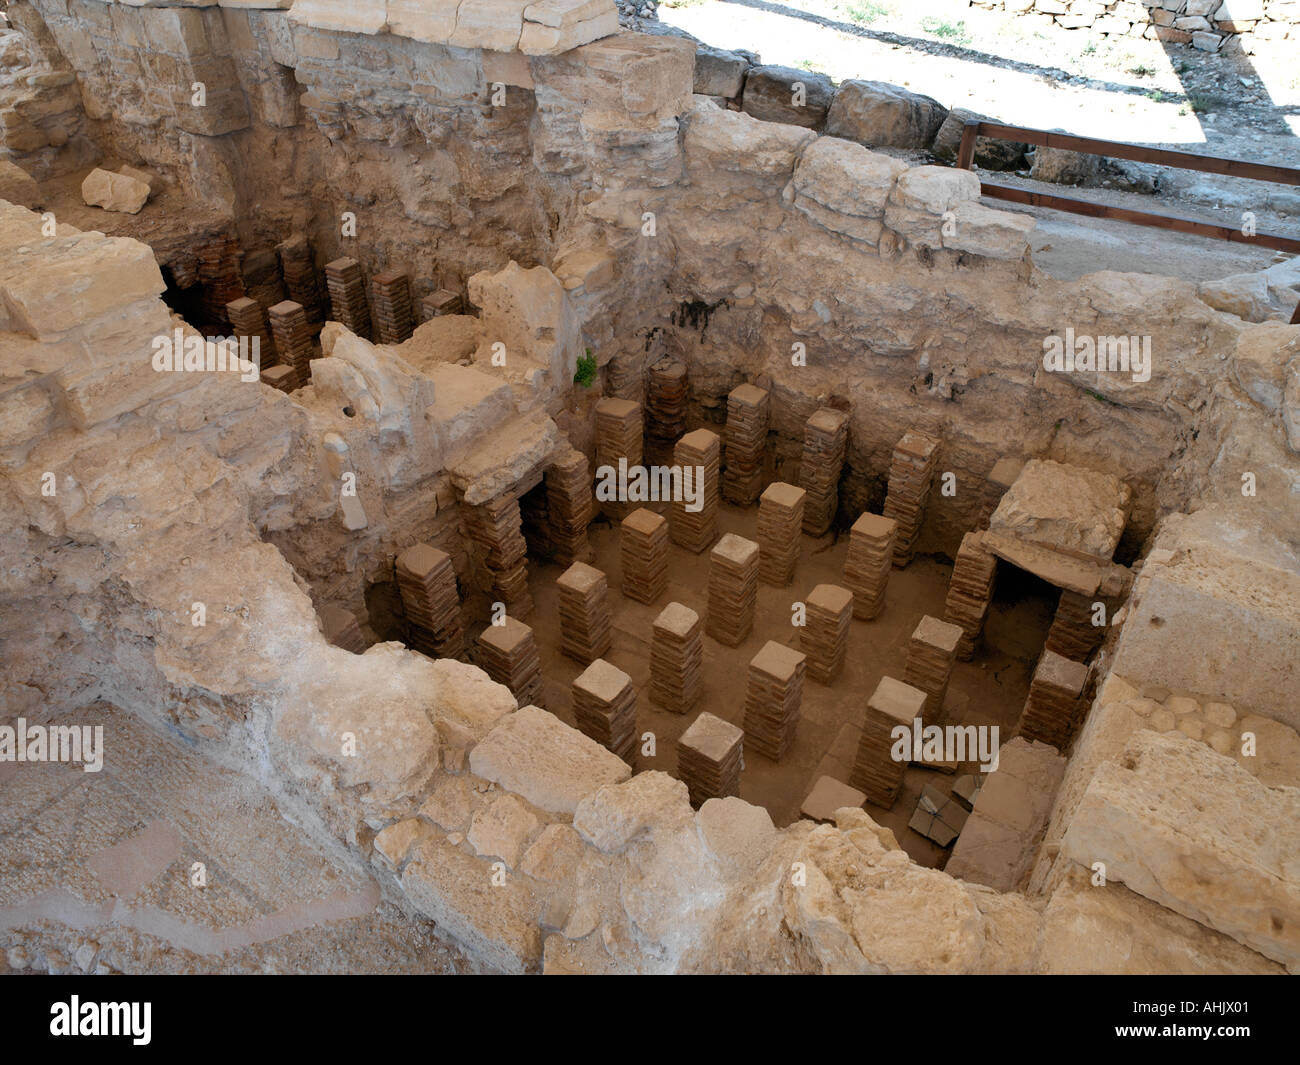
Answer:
971;0;1299;54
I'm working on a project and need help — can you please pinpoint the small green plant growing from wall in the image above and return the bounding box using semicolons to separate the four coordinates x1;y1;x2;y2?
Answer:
574;348;598;388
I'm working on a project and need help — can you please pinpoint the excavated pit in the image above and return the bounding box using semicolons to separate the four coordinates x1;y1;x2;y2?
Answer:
2;0;1299;977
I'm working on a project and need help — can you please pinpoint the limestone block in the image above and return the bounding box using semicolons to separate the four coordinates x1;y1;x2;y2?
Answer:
825;79;948;149
451;0;531;52
467;260;578;385
447;409;558;504
786;136;908;244
1200;256;1300;323
740;64;834;129
0;160;40;208
930;106;1027;170
524;0;611;27
427;658;519;738
1029;144;1103;185
1039;869;1285;974
219;0;295;8
139;7;212;56
696;796;777;875
1110;540;1300;727
693;43;749;98
519;823;588;882
944;199;1036;260
469;705;631;815
373;817;429;869
883;164;980;247
684;99;815;178
887;164;982;214
419;773;478;831
946;737;1065;891
56;346;201;429
274;643;446;808
387;0;459;42
1236;714;1300;789
287;0;387;35
0;230;165;338
0;382;54;448
573;771;693;853
402;835;544;972
117;0;218;7
1060;729;1300;969
81;168;150;214
1231;321;1300;411
537;34;693;126
988;459;1130;560
482;48;535;88
426;361;515;453
118;165;158;192
468;794;542;866
519;9;619;55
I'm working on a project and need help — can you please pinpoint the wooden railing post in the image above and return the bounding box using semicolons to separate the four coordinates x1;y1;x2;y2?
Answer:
956;120;981;171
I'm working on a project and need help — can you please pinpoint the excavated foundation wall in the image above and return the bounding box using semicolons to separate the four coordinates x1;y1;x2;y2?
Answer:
3;9;1300;973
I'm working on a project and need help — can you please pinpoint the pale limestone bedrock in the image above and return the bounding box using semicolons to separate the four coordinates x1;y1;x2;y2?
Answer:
1060;730;1300;970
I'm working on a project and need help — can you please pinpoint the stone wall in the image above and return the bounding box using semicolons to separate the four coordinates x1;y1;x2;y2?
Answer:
970;0;1298;54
